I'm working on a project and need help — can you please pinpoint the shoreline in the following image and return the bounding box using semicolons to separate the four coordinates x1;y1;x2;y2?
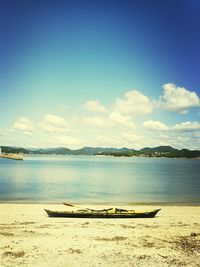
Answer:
2;153;200;160
1;201;200;206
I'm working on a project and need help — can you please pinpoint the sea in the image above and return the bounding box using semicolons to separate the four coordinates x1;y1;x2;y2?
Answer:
0;155;200;204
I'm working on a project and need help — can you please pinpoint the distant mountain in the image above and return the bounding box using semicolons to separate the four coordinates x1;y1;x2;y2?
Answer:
42;147;73;155
0;146;131;155
178;149;200;158
1;145;200;158
73;147;105;155
140;146;178;153
69;147;134;155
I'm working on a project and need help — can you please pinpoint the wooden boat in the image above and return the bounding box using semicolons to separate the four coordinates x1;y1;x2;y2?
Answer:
44;208;161;218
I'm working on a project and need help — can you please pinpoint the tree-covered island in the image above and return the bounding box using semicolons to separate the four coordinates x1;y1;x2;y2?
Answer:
1;146;200;159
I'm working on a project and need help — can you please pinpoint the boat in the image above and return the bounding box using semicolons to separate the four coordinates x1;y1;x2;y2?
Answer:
44;208;161;218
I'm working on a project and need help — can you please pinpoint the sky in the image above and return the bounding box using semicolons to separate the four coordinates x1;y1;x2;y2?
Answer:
1;0;200;149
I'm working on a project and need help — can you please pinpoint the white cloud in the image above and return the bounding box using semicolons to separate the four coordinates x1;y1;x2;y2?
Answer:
143;120;169;131
109;111;135;129
82;116;110;128
122;132;142;142
95;135;123;148
14;117;34;132
143;120;200;132
114;90;154;115
172;121;200;131
40;114;70;133
24;131;33;136
52;135;81;147
159;83;200;114
2;83;200;150
82;100;107;113
82;112;135;130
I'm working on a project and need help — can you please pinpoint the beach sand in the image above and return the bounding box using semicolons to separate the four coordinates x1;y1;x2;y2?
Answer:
0;204;200;267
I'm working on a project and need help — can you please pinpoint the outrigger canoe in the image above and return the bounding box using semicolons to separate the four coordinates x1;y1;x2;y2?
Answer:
44;208;161;218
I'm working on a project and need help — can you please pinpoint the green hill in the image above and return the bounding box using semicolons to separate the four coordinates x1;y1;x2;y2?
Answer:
1;145;200;159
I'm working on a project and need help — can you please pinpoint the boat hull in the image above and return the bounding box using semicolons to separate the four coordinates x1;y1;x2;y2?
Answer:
44;209;161;218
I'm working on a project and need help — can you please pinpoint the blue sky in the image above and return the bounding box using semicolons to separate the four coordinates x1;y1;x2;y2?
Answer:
1;0;200;149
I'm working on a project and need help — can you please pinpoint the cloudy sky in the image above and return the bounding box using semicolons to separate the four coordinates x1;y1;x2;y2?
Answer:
1;0;200;149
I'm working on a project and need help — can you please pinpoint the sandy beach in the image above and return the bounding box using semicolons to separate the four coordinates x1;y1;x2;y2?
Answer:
0;204;200;267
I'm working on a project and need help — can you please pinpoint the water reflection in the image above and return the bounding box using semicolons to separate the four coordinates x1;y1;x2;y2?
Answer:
0;156;200;203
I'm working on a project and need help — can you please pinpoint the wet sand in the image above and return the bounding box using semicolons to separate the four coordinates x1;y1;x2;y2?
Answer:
0;204;200;267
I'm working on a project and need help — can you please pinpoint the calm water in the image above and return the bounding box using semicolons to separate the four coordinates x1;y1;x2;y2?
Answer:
0;155;200;204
